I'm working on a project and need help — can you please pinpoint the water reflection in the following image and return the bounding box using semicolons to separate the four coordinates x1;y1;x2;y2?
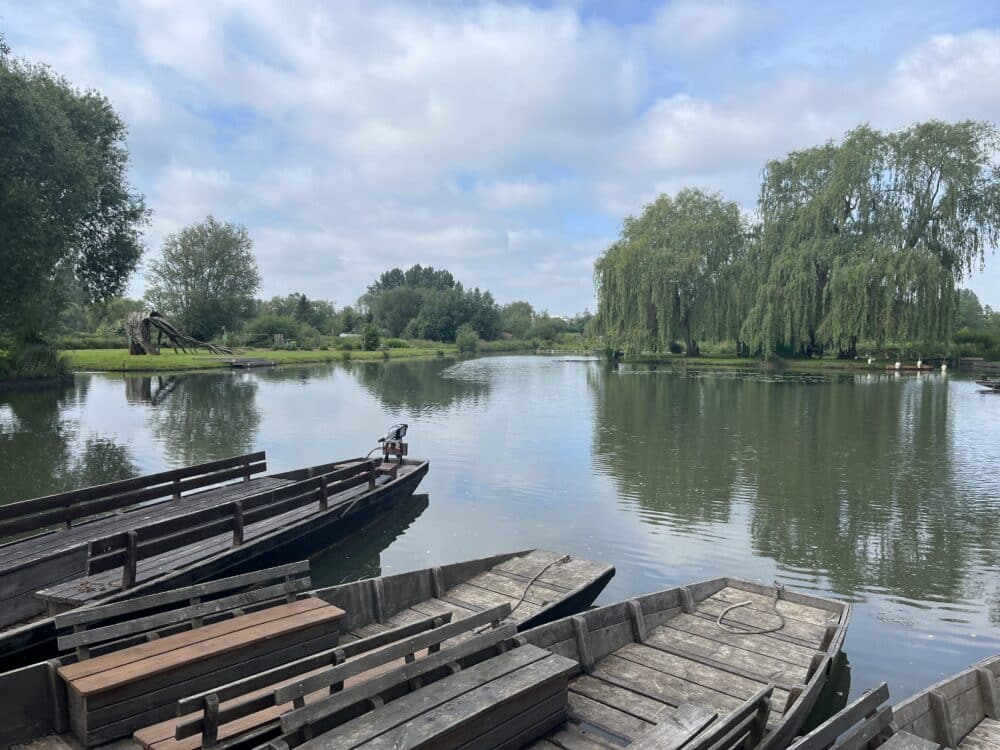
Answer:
354;358;491;415
0;381;136;503
308;493;430;587
142;373;262;465
125;376;179;406
590;367;1000;607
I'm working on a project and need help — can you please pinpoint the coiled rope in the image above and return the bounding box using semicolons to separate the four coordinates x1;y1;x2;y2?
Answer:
715;581;786;635
476;554;572;633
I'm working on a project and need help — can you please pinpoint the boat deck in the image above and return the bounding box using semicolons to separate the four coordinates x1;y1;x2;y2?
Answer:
0;475;297;573
341;549;611;641
35;463;414;610
960;718;1000;750
530;584;842;749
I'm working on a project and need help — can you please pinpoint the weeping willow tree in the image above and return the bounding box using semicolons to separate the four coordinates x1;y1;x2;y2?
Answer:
594;188;748;355
743;120;1000;357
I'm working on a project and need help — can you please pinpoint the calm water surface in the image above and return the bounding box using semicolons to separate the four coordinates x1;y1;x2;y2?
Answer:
2;355;999;714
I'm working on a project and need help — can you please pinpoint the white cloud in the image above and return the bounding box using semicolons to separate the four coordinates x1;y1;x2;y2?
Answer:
5;3;1000;313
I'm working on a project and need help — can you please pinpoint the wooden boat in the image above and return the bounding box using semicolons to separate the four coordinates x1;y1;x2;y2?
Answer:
788;653;1000;750
0;443;428;670
226;576;848;750
509;576;852;750
2;549;614;749
975;378;1000;391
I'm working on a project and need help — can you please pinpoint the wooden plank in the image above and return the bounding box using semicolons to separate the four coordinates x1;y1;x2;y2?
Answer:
598;653;743;715
350;655;574;749
710;588;840;628
465;570;566;605
58;578;311;651
786;683;889;750
877;731;943;750
645;625;809;684
567;691;652;741
569;675;675;723
446;582;543;618
80;626;341;746
616;642;767;700
642;633;798;692
694;598;828;649
539;725;619;749
494;555;609;592
299;645;551;747
0;453;266;522
454;692;565;750
687;684;772;750
268;603;508;705
833;705;894;750
280;623;519;733
629;702;718;750
58;599;332;685
663;614;818;668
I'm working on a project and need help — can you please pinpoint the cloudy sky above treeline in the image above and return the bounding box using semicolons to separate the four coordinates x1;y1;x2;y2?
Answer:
4;1;1000;314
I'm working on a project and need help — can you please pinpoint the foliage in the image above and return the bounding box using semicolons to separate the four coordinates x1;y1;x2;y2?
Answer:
501;301;534;338
362;264;501;341
743;121;1000;357
455;323;480;354
955;288;985;331
243;314;302;343
256;293;338;334
595;188;748;356
146;216;261;340
362;323;381;351
384;338;410;348
4;343;69;379
0;39;148;340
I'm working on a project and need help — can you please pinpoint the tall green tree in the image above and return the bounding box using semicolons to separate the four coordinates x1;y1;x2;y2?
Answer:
146;216;260;340
501;301;534;338
0;37;148;340
743;121;1000;356
594;188;748;355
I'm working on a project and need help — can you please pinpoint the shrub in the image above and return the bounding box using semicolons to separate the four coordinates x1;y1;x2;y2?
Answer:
436;348;444;357
11;343;68;379
456;323;479;354
244;314;301;344
337;337;360;351
384;338;409;349
667;341;684;354
362;324;381;351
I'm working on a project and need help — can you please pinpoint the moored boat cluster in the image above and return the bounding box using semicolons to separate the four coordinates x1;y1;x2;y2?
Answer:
0;435;995;750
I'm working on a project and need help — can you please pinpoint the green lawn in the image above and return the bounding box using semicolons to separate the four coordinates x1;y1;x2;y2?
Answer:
63;345;458;373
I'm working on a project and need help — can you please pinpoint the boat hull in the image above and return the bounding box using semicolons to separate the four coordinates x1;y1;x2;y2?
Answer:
0;460;428;671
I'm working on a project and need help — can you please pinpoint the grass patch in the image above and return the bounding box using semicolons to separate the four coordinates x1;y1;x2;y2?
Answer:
63;345;458;373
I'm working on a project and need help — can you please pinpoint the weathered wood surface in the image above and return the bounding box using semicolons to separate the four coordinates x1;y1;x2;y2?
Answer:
55;561;310;656
58;599;345;746
290;645;576;750
787;683;890;750
35;463;391;609
517;577;850;750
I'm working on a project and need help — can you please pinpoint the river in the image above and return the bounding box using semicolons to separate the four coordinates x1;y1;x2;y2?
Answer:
1;355;998;715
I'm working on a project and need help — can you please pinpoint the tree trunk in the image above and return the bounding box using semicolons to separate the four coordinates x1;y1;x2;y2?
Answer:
682;314;700;356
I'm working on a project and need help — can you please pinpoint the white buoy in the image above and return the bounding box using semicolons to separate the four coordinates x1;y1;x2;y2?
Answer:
941;363;948;372
895;361;901;370
867;357;873;365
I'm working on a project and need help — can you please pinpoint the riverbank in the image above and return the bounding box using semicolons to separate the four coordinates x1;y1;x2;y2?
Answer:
621;353;937;373
62;346;461;373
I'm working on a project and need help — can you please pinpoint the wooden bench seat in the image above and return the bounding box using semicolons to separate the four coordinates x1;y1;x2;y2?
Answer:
58;598;345;747
294;644;577;749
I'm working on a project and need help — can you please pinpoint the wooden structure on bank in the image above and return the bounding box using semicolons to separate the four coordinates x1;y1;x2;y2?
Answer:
0;448;429;669
1;549;615;749
788;653;1000;750
126;311;234;356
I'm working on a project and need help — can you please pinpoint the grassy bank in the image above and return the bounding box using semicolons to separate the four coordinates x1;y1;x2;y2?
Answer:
64;345;461;373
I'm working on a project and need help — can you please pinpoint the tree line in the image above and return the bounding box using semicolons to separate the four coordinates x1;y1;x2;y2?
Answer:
595;121;1000;358
0;38;586;370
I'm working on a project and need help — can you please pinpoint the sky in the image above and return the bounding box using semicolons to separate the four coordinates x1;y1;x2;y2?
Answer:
4;0;1000;315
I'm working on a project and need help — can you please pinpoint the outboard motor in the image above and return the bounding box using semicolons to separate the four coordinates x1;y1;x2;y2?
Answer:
377;424;409;468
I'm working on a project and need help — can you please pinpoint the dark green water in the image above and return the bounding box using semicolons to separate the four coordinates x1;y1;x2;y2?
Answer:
1;356;998;711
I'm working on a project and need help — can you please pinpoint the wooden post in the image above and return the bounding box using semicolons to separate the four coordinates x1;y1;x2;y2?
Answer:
978;668;1000;719
232;501;244;547
243;458;251;482
73;624;90;662
368;469;376;490
203;693;220;748
172;477;182;500
627;599;647;643
571;615;594;673
122;531;138;590
929;690;957;749
189;596;203;629
319;476;329;512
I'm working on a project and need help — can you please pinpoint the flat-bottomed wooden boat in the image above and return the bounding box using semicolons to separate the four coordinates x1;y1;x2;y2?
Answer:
0;447;428;669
